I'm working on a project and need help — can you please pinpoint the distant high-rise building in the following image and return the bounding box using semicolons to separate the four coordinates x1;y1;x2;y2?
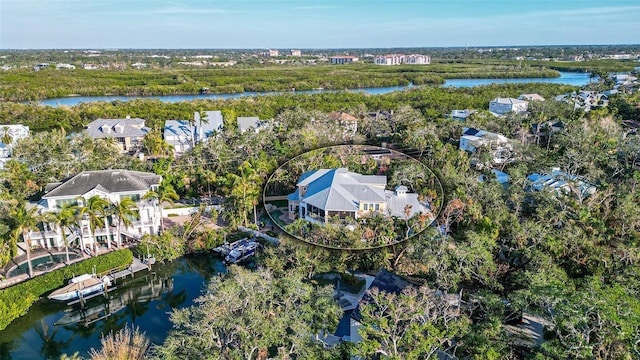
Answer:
266;49;279;57
290;49;302;57
373;54;431;65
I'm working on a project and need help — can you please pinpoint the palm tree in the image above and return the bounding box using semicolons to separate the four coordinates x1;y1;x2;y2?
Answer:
225;161;263;226
143;185;179;231
78;196;110;256
112;198;139;249
10;203;39;278
0;126;13;145
56;204;80;263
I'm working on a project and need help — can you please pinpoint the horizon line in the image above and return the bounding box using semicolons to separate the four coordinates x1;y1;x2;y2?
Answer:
1;44;640;52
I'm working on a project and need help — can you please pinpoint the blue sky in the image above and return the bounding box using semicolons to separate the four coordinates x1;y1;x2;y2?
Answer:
1;0;639;49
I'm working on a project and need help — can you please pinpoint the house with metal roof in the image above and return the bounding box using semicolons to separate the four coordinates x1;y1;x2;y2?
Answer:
28;170;163;254
459;127;513;165
489;97;528;115
449;109;476;121
85;117;150;153
527;169;596;199
237;116;266;133
164;110;223;155
287;168;428;224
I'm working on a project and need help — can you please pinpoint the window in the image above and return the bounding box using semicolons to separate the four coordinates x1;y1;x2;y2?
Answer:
374;203;380;211
120;194;141;202
363;203;368;211
55;198;77;209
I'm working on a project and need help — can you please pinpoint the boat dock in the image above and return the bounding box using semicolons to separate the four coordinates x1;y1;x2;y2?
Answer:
104;257;149;282
67;257;151;306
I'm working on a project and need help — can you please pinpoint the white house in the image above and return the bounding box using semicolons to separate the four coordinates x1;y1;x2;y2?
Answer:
28;170;163;253
449;109;476;121
460;127;513;164
329;56;359;64
489;97;528;115
287;168;428;223
164;111;223;154
0;124;30;169
237;116;267;133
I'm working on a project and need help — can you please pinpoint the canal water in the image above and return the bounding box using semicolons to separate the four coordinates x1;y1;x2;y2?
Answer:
33;71;591;107
0;254;227;360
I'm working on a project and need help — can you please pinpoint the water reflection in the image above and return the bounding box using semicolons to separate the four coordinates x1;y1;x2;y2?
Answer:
35;320;72;359
0;255;225;359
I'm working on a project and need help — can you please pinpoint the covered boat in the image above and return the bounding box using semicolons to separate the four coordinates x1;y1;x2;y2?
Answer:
48;274;112;301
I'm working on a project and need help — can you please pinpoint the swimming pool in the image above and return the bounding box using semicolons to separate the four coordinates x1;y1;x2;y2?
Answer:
6;253;81;278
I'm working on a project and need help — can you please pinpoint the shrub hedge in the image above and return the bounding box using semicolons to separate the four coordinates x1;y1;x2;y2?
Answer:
0;249;133;331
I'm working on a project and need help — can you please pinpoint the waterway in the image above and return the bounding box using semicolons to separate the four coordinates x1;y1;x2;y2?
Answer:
35;71;591;107
0;254;227;360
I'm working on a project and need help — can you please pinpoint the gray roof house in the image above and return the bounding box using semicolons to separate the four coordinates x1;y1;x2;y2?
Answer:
489;97;528;115
287;168;428;223
85;117;149;153
237;116;263;133
29;170;163;255
347;269;461;358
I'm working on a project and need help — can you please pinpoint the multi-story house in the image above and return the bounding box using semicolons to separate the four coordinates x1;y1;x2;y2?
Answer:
164;111;223;155
85;117;150;153
373;54;431;65
489;97;528;115
29;170;163;253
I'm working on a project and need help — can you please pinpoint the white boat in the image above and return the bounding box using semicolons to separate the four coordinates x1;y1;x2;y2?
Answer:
48;274;112;302
224;240;261;263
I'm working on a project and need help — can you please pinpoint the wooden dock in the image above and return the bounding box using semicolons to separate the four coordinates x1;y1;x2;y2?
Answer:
67;257;151;306
106;257;149;282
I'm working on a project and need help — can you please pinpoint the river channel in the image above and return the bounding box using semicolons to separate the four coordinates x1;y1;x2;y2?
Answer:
0;254;227;360
34;71;592;107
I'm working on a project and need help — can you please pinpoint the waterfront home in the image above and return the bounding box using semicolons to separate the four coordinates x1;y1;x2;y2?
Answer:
287;168;428;223
555;91;609;112
164;111;223;155
27;169;163;253
347;269;461;356
459;127;513;165
85;117;150;153
489;97;528;115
